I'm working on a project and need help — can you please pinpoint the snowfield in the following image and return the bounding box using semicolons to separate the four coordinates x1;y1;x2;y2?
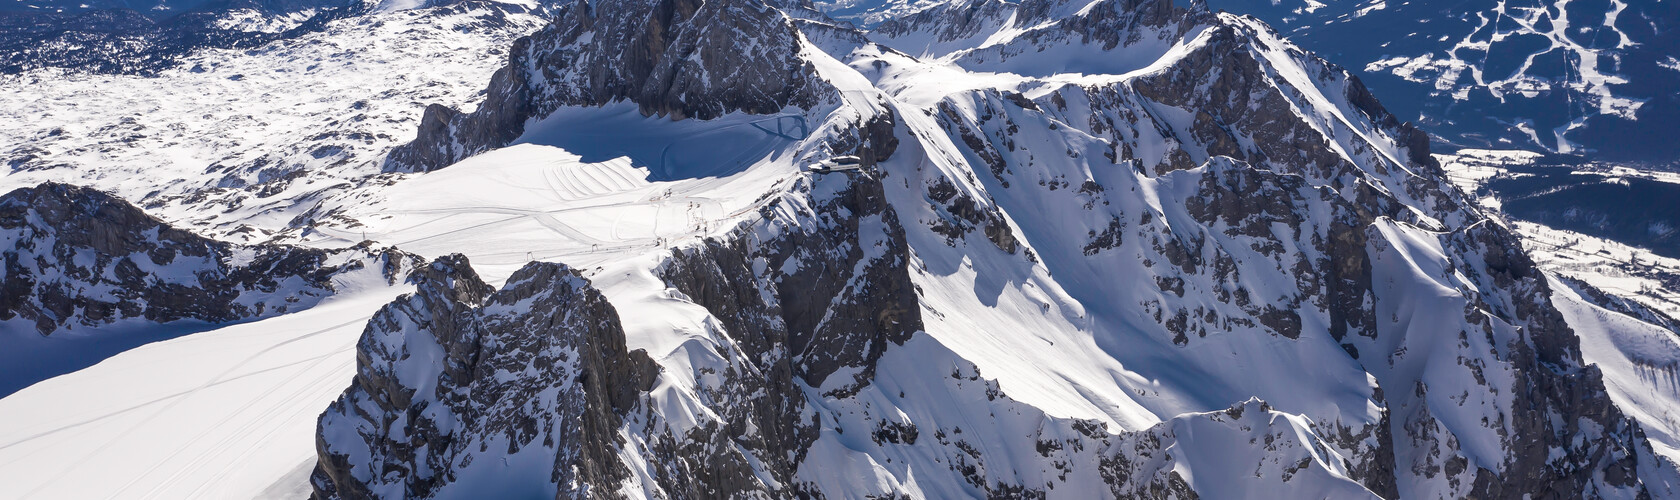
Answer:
0;288;408;499
300;105;814;285
0;1;546;242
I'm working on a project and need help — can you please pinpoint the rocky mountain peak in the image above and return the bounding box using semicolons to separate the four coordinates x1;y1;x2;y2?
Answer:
384;0;832;172
311;255;659;498
6;0;1680;495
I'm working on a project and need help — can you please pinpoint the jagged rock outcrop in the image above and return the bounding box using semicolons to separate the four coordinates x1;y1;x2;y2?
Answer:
662;175;921;394
311;255;659;498
383;0;833;173
0;182;412;336
637;177;923;495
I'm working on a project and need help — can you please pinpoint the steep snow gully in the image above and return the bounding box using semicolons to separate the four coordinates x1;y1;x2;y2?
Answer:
3;0;1680;498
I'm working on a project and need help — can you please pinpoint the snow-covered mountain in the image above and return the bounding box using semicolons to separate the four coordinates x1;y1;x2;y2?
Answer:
0;1;358;75
0;4;552;497
297;0;1680;497
5;0;1680;497
830;0;1680;164
2;0;349;15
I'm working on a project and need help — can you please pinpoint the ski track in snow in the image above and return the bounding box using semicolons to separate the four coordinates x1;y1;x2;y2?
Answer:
0;289;407;500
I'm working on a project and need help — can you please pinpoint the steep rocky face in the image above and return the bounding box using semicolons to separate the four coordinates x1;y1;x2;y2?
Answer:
384;0;833;173
883;0;1673;496
1392;220;1655;499
643;145;920;493
0;182;412;336
311;255;659;498
868;0;1016;52
662;184;921;394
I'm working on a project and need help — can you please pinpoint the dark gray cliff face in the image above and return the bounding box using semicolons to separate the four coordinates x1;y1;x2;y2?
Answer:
0;182;411;336
643;125;919;492
664;111;917;396
1434;222;1655;499
985;0;1207;54
869;0;1015;45
635;180;924;496
871;0;1212;74
311;255;659;499
383;0;832;173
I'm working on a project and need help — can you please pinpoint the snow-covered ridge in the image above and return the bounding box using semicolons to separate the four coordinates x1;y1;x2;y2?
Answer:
1440;149;1680;326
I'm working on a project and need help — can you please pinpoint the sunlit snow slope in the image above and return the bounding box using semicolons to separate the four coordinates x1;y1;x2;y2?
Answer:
0;288;408;500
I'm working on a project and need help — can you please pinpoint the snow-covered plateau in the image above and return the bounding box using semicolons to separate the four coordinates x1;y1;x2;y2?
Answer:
4;0;1680;498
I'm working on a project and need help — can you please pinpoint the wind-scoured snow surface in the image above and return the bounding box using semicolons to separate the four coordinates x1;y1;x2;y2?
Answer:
5;0;1680;497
